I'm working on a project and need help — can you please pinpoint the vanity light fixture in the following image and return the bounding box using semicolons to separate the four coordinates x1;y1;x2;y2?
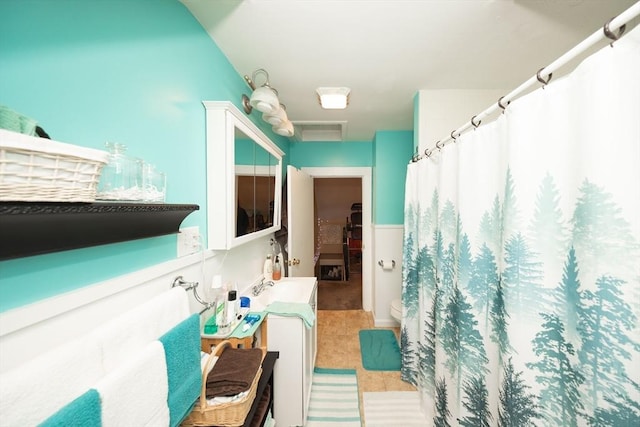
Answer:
247;69;279;113
242;68;295;138
263;104;288;126
273;119;294;137
316;87;351;109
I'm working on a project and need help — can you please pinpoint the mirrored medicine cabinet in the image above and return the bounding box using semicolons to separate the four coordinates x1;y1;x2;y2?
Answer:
203;101;284;250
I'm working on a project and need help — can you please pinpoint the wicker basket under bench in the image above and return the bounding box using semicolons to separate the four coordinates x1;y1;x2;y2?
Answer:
182;340;278;427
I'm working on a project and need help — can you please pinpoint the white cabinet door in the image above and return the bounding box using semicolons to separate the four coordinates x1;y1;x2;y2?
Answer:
304;285;317;412
269;315;305;426
267;278;317;427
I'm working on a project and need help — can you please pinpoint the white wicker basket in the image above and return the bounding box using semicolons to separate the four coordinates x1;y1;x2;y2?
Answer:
0;129;110;202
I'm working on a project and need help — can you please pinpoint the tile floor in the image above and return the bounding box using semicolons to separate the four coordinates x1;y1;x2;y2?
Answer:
315;309;416;420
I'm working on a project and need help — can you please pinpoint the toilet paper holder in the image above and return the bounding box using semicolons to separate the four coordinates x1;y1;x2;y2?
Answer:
378;259;396;268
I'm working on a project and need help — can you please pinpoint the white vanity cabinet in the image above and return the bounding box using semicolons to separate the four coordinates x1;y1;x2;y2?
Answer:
267;277;318;427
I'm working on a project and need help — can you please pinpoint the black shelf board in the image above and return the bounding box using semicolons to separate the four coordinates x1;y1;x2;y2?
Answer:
0;202;199;260
242;351;278;427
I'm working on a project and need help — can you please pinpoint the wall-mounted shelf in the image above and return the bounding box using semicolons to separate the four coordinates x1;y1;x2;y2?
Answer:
0;202;199;260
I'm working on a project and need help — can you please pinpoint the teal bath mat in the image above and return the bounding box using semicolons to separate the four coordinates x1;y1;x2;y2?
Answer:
359;329;401;371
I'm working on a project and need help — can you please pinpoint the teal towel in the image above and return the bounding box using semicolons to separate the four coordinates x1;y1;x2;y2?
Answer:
39;388;101;427
159;314;201;427
265;301;315;328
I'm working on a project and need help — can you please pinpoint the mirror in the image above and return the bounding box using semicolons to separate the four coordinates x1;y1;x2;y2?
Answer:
235;130;277;237
234;128;255;237
204;101;284;250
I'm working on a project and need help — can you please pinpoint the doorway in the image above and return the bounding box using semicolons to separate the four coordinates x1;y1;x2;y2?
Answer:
314;178;362;309
301;167;372;312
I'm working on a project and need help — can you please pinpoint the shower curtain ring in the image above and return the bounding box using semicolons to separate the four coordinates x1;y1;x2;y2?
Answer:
537;68;552;88
498;96;510;112
471;115;481;129
603;17;626;47
436;140;444;150
411;147;421;162
424;148;432;158
450;130;458;143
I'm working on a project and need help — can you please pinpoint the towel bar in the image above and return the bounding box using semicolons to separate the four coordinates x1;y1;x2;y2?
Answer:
172;276;213;313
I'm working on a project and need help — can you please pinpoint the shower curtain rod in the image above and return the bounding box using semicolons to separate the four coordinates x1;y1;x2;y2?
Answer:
416;1;640;161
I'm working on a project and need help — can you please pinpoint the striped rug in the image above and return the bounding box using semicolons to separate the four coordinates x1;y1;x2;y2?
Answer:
306;367;361;426
363;391;427;426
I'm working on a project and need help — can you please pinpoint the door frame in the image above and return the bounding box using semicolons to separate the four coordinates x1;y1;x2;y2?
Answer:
301;167;372;312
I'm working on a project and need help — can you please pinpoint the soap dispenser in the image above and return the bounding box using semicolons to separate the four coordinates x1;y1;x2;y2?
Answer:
273;255;282;281
263;254;273;281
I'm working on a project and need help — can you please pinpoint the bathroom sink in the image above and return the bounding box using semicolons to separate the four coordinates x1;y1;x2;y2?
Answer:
247;280;313;312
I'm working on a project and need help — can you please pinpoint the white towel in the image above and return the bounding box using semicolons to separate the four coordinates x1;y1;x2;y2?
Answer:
95;340;170;427
0;334;103;426
92;287;189;372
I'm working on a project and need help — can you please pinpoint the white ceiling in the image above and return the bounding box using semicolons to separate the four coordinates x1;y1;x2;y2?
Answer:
182;0;638;142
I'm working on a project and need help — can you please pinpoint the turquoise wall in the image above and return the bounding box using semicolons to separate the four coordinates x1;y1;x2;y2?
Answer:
0;0;412;312
288;134;412;226
373;131;414;225
0;0;290;312
290;141;373;168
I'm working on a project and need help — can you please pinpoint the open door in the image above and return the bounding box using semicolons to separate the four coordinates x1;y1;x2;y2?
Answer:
286;165;315;277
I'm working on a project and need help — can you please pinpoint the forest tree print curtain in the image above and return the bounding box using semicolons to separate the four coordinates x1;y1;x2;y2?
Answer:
401;25;640;426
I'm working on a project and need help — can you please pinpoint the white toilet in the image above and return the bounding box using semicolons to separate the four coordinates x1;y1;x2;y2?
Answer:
390;299;402;323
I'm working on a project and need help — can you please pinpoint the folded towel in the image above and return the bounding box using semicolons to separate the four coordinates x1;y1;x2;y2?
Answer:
0;334;103;426
95;341;170;427
91;287;189;373
39;388;101;427
159;313;202;427
265;301;315;328
0;104;37;135
206;390;250;406
205;348;263;398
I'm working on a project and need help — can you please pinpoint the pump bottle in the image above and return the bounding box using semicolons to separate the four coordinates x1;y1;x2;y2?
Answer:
263;254;273;281
273;255;282;281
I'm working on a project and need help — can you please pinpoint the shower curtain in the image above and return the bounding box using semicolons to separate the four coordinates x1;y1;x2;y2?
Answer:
401;25;640;426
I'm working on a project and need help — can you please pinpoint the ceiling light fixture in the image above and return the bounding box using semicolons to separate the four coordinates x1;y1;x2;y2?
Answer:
316;87;351;109
242;69;295;138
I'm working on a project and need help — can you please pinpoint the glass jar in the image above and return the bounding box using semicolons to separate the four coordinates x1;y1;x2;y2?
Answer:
142;163;166;203
97;142;141;201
